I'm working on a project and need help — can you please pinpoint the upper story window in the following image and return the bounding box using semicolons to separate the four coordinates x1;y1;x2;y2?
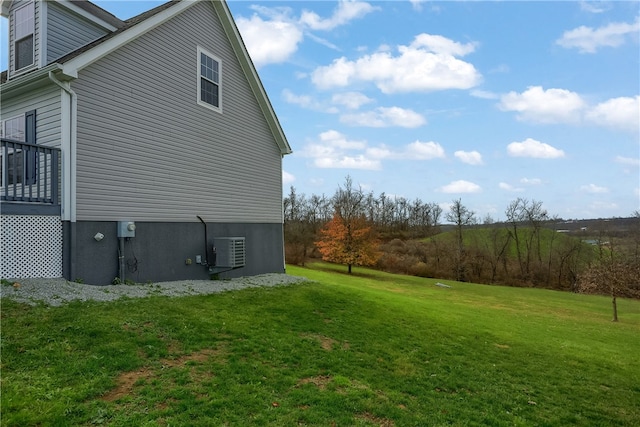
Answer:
197;46;222;112
14;1;35;70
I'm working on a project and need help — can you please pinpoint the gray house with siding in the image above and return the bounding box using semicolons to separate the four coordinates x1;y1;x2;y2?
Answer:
1;0;292;285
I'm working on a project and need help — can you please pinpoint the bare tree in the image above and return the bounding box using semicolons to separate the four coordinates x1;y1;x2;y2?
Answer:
483;225;512;284
446;199;476;281
578;220;640;321
283;186;315;265
505;198;526;278
577;259;640;321
554;236;584;291
631;210;640;263
505;198;548;282
332;176;365;223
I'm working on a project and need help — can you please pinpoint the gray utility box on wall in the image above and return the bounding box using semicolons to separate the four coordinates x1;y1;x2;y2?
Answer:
117;221;136;238
214;237;246;268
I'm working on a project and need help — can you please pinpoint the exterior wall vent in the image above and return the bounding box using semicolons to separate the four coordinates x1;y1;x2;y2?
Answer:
215;237;245;268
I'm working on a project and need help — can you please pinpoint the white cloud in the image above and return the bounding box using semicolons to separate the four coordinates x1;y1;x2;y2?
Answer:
409;0;426;11
366;140;445;160
470;89;499;100
507;138;565;159
366;145;394;160
315;155;381;170
282;170;295;185
236;2;377;68
520;177;542;185
454;150;483;165
318;129;366;149
580;1;611;14
499;182;524;192
304;33;340;51
411;33;478;56
585;96;640;133
298;130;377;170
340;106;427;128
439;180;482;194
499;87;639;132
499;86;585;124
299;1;378;31
615;156;640;167
580;183;609;194
311;33;481;93
299;131;445;170
331;92;374;110
236;14;303;68
282;89;338;113
556;17;640;53
406;141;446;160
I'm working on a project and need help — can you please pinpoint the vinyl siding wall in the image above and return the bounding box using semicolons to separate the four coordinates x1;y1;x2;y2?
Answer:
1;85;62;149
72;1;284;224
46;2;109;63
1;84;62;206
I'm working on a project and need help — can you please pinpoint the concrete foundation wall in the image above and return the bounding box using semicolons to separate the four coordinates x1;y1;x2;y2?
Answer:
65;221;284;285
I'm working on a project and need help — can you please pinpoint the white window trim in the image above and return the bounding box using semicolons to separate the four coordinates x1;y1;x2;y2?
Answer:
197;46;222;113
2;114;26;141
1;114;27;187
13;1;35;72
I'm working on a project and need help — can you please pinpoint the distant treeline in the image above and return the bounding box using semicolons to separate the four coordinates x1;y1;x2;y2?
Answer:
283;179;640;291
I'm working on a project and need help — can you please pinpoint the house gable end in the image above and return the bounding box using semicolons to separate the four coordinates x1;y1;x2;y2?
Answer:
71;0;286;222
2;0;290;155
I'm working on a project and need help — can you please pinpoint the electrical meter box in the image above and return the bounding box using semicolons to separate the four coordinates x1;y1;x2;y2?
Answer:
117;221;136;238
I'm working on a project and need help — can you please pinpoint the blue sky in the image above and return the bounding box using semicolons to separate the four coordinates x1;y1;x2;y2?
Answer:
2;1;639;220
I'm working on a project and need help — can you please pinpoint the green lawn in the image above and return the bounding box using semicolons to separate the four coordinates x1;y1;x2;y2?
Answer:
1;263;639;426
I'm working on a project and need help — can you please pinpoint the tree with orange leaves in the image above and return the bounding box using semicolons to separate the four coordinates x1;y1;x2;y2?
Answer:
316;213;380;274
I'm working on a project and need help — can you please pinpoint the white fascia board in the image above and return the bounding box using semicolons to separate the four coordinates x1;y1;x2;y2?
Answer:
55;0;119;32
211;0;292;156
60;0;194;79
1;63;62;96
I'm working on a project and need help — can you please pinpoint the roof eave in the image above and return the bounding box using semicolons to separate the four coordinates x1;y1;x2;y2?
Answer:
1;0;11;17
0;63;63;97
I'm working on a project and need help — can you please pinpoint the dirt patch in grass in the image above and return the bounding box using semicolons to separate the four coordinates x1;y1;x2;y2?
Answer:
101;367;154;402
296;375;332;390
356;412;395;426
101;347;226;402
302;333;350;351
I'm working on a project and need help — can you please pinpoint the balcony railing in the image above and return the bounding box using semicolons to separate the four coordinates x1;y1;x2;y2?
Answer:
1;138;60;215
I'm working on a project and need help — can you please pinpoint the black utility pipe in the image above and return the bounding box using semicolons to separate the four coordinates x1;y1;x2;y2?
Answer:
196;215;209;266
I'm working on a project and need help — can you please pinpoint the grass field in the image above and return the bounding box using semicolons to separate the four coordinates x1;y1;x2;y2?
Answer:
1;263;639;426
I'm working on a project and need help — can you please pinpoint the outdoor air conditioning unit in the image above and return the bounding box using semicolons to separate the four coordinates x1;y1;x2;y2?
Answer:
213;237;246;268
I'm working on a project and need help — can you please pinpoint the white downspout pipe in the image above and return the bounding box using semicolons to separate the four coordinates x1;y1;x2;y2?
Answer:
48;71;77;223
49;71;78;281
